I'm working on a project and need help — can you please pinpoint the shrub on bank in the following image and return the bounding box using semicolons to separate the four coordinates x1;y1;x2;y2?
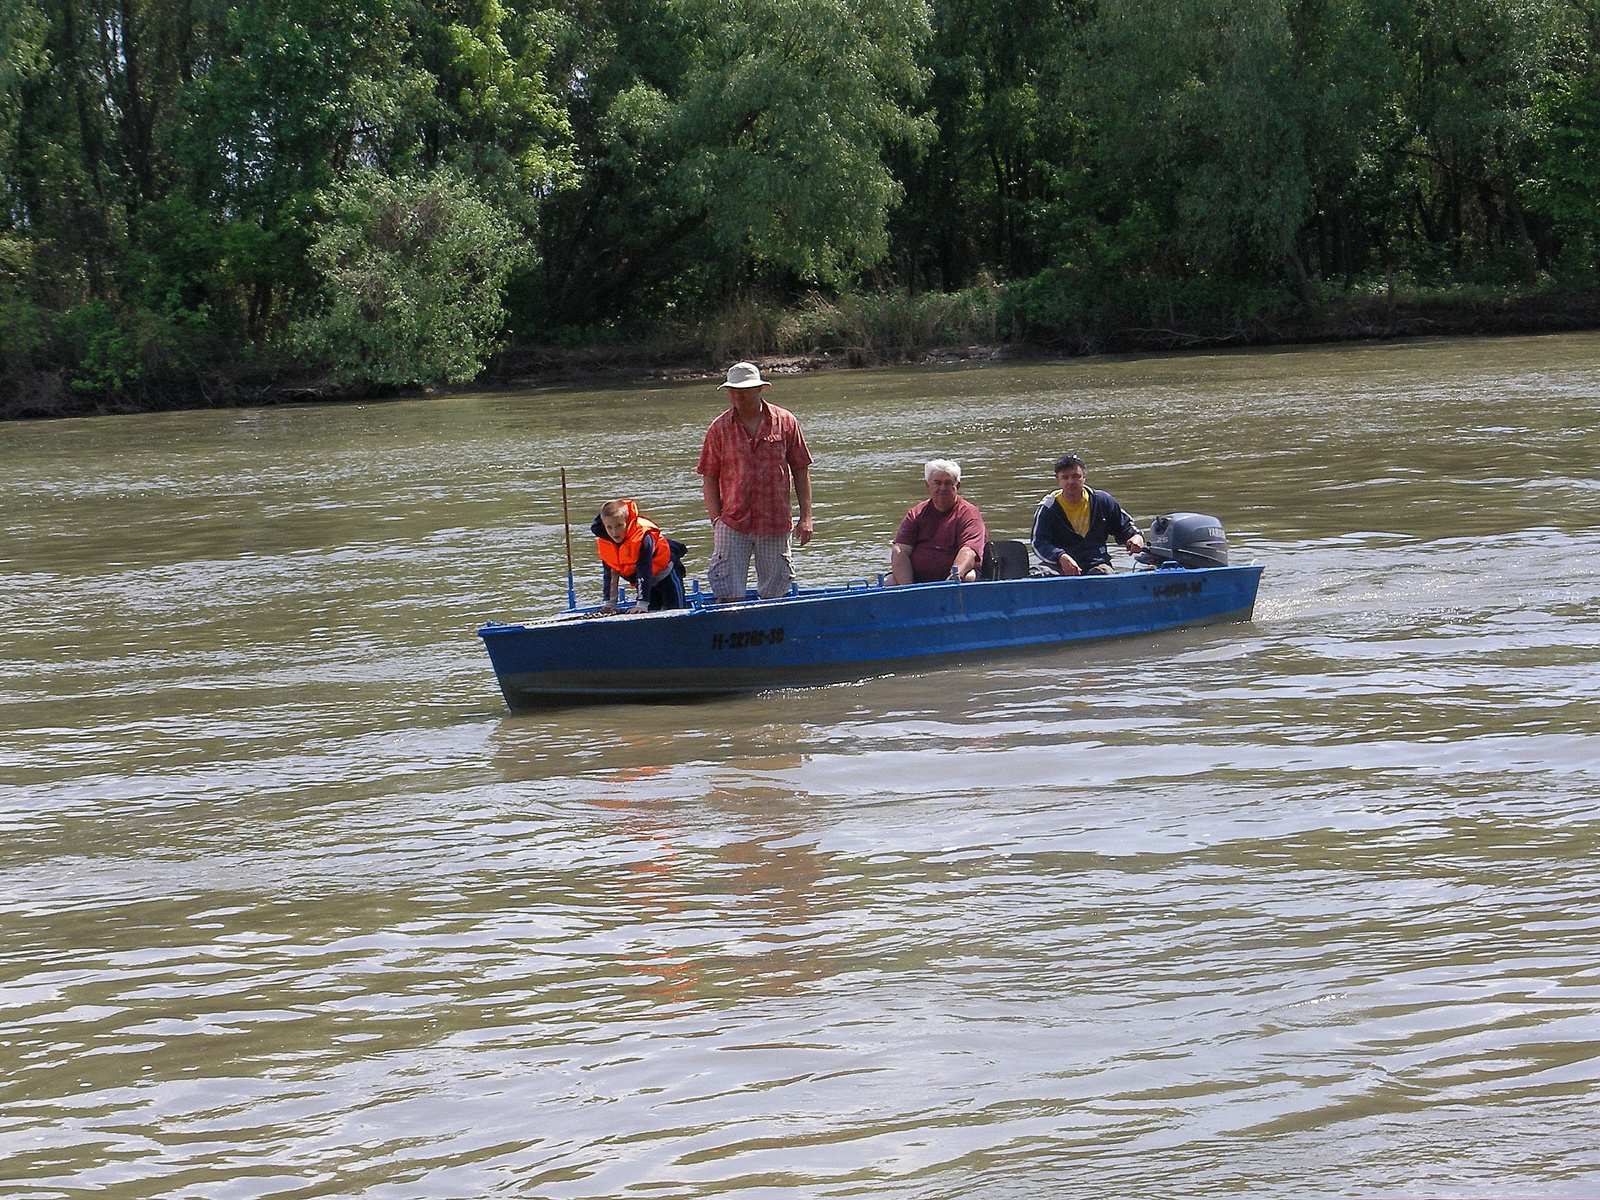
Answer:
998;268;1303;345
666;269;1600;365
1;233;227;418
691;282;1003;359
686;272;1292;359
291;171;524;388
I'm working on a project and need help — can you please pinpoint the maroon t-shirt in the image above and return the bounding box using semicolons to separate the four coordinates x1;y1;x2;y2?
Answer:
895;497;987;582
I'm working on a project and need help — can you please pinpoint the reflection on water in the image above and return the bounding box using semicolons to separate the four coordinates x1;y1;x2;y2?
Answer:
3;334;1600;1197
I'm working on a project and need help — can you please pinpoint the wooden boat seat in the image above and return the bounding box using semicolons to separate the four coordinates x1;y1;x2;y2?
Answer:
982;539;1030;581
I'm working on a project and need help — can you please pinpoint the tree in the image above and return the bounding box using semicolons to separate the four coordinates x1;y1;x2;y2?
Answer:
1520;10;1600;278
442;0;577;205
528;0;934;333
166;0;439;333
1525;72;1600;270
0;0;45;176
292;169;525;386
886;0;1088;291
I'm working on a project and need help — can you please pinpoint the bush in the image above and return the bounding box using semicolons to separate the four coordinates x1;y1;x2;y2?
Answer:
998;266;1299;343
0;235;43;370
691;283;1003;358
292;170;525;386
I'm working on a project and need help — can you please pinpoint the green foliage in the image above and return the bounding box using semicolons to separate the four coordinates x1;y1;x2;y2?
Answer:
63;300;145;394
445;0;577;197
292;170;526;386
0;0;46;167
524;0;936;333
998;265;1295;342
1524;73;1600;272
0;233;42;367
50;296;211;400
887;0;1086;288
164;0;444;330
3;0;1600;413
667;0;934;282
694;281;1002;357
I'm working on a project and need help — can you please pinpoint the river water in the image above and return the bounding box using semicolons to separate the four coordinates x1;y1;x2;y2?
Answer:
2;333;1598;1198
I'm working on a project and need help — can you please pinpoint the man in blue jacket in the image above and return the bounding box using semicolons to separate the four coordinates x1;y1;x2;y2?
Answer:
1031;454;1146;575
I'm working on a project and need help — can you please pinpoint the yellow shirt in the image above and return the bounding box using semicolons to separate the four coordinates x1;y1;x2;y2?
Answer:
1054;489;1091;537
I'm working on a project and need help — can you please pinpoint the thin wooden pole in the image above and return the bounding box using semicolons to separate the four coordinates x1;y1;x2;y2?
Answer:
560;467;577;610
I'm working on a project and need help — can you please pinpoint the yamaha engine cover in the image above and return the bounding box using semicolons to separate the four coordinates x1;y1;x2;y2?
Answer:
1146;512;1230;568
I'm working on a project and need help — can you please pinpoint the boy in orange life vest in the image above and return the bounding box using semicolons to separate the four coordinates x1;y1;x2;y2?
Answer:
591;498;686;613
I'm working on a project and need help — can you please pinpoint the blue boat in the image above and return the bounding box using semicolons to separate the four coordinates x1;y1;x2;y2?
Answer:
477;543;1262;709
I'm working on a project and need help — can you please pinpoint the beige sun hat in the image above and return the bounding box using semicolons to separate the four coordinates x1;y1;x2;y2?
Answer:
720;361;769;389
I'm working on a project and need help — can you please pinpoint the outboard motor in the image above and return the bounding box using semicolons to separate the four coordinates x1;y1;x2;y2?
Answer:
1144;512;1230;568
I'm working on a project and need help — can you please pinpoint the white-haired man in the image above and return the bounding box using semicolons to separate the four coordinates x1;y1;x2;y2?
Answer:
889;459;987;585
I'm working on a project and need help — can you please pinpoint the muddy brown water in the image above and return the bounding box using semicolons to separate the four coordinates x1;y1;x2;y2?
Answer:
2;333;1599;1197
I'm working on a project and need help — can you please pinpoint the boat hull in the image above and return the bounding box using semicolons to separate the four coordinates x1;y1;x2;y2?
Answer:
478;564;1263;709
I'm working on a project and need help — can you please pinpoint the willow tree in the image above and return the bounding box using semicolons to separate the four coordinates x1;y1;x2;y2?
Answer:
527;0;935;333
1526;72;1600;277
293;170;526;386
1398;0;1595;283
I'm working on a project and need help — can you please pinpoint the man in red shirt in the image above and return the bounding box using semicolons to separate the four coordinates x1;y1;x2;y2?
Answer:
697;362;814;601
889;459;987;585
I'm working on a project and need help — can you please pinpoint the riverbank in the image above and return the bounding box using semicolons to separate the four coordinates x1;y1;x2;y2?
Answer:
6;286;1598;420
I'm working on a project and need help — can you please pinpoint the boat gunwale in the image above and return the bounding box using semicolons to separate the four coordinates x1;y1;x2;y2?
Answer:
477;563;1262;637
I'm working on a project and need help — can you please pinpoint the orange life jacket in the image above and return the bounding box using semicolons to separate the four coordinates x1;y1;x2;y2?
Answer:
596;500;673;581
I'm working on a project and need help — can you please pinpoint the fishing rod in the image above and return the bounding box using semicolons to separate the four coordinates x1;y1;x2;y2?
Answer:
560;467;577;610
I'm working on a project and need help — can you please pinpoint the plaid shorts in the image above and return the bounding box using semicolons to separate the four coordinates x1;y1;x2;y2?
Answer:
709;522;793;600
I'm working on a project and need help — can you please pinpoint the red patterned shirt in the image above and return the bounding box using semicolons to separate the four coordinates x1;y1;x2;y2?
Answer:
696;402;813;536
